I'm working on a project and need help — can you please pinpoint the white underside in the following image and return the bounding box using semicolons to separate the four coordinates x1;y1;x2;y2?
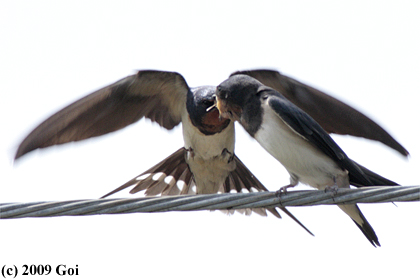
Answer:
254;101;365;225
254;102;349;189
182;111;236;194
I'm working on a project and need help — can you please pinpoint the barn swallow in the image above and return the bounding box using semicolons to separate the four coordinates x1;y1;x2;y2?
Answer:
215;74;400;247
15;69;406;238
14;70;315;234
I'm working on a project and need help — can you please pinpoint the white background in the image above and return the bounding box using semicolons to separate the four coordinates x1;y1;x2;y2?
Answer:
1;1;419;279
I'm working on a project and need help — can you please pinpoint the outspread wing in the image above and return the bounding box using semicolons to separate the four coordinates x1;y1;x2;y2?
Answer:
15;70;189;159
231;69;408;156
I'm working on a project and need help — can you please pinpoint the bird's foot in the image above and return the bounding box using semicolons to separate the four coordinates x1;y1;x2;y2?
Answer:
275;184;296;196
221;148;234;163
324;185;339;197
186;147;195;159
324;176;340;196
275;184;296;206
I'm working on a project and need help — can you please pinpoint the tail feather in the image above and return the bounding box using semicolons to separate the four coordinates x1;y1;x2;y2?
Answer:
338;204;380;247
101;148;186;198
350;160;399;187
232;156;314;236
101;147;313;236
344;161;397;246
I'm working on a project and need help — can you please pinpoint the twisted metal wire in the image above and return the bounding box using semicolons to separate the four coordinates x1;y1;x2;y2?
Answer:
1;186;419;219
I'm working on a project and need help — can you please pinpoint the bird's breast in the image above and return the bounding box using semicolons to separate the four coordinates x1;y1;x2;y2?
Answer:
181;111;236;194
254;105;346;189
182;111;235;159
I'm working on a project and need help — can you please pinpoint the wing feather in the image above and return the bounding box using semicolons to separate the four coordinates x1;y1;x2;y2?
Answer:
15;70;189;159
231;69;408;156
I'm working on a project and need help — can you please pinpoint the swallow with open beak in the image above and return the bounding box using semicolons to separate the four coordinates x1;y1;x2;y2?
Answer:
215;74;401;247
15;69;407;238
15;70;317;234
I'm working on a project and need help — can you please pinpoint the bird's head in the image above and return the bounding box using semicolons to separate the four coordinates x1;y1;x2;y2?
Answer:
187;86;231;135
215;74;267;122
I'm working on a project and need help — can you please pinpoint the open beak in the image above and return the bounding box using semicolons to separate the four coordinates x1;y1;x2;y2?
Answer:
215;96;233;120
206;103;216;112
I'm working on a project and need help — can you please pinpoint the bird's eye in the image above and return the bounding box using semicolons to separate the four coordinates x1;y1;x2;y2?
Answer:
216;87;228;99
203;99;214;107
257;89;269;100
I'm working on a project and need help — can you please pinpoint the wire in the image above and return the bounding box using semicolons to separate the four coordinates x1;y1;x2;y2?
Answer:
1;186;418;219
